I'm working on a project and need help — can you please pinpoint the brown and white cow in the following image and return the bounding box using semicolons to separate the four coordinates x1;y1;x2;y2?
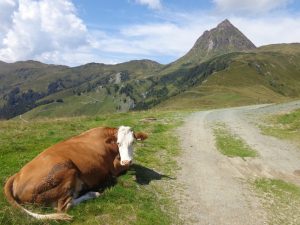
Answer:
4;126;147;220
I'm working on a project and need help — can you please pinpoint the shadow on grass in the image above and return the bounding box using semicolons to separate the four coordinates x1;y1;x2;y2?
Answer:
131;164;174;185
81;163;173;196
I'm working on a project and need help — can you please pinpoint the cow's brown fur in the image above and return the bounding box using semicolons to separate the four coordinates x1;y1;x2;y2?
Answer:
4;126;147;220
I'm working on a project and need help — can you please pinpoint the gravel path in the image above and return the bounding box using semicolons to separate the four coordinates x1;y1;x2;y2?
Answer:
175;100;300;225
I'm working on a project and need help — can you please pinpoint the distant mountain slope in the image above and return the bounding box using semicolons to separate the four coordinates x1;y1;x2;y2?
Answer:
156;44;300;109
0;59;162;119
0;59;162;95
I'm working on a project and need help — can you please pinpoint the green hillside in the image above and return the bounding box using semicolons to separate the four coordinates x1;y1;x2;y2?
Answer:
157;44;300;110
3;43;300;119
0;60;162;119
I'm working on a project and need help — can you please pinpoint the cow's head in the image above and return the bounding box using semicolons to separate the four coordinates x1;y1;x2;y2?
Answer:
117;126;148;166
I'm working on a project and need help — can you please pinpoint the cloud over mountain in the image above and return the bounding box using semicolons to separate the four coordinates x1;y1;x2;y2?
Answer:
213;0;292;13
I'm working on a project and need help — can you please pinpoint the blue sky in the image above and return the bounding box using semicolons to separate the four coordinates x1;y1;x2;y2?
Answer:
0;0;300;66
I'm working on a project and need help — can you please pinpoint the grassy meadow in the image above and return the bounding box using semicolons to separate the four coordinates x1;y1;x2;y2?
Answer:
0;111;184;225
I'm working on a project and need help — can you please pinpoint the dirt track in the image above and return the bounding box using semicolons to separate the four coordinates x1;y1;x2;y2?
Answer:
176;101;300;225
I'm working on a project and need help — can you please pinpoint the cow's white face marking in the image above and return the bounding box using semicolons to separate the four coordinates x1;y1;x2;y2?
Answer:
117;126;134;165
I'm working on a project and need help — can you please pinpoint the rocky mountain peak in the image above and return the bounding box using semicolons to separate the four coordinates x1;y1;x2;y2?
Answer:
174;19;256;66
217;19;233;29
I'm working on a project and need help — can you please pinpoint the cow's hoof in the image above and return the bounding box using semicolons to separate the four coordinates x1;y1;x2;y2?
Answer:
59;213;73;221
66;203;73;211
88;191;101;198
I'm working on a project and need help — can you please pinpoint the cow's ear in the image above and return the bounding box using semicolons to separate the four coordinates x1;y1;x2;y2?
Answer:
134;132;148;141
106;136;117;144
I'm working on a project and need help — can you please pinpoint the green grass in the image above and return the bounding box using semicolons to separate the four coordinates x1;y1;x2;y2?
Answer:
157;84;283;111
253;178;300;225
0;111;185;225
261;108;300;146
214;125;257;158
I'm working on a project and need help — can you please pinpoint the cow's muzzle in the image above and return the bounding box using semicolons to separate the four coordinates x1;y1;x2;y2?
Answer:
121;160;132;166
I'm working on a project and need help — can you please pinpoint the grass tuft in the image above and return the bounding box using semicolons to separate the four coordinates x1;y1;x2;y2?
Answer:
214;124;257;158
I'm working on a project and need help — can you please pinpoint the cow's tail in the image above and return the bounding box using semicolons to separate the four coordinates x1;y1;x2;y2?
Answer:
4;174;73;221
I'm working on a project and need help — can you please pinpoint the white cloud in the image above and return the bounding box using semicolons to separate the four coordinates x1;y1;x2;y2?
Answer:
231;16;300;46
213;0;292;13
86;19;216;63
119;22;213;55
0;0;88;64
134;0;162;10
0;0;18;45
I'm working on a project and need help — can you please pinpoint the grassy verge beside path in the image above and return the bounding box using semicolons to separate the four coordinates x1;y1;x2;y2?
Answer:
261;108;300;147
253;178;300;225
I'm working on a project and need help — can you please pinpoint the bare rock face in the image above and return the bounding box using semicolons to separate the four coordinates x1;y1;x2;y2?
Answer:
177;19;256;65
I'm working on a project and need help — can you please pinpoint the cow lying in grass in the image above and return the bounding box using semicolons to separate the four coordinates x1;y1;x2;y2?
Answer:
4;126;147;220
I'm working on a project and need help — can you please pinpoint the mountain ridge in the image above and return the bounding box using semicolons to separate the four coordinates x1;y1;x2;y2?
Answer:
1;20;300;119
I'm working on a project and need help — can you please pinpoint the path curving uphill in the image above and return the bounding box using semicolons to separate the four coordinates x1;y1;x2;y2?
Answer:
176;101;300;225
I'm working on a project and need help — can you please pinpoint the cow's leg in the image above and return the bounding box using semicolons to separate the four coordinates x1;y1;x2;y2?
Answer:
57;196;73;212
34;162;82;212
56;170;86;212
71;191;101;206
